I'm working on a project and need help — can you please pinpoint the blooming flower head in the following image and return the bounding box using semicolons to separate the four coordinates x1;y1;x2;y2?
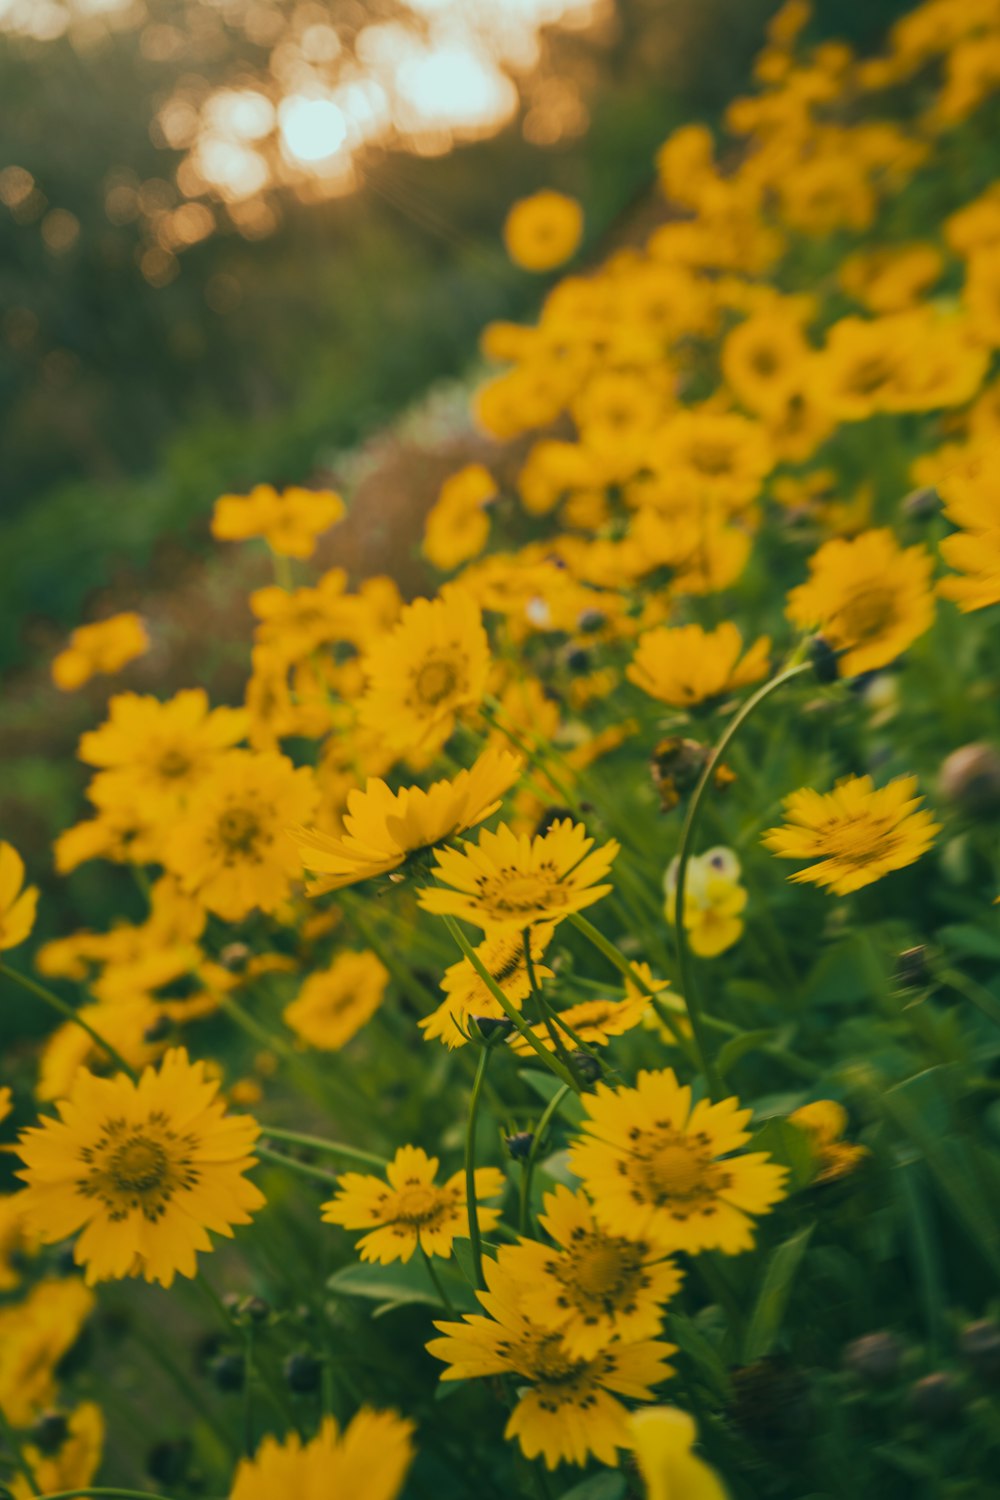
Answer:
665;847;747;958
498;1186;683;1357
649;408;774;512
503;190;583;272
165;750;319;921
322;1144;505;1264
785;528;935;677
427;1257;675;1469
15;1048;264;1286
229;1409;415;1500
52;612;149;692
295;748;522;893
788;1099;869;1183
568;1069;787;1255
212;484;345;559
418;819;619;932
359;587;491;756
509;991;648;1057
419;925;555;1049
0;843;38;951
423;464;497;572
0;1277;95;1427
762;774;940;895
78;690;248;821
627;622;771;709
7;1402;104;1500
283;950;389;1051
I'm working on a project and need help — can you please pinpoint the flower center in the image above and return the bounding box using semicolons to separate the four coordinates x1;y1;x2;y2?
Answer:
414;658;462;708
833;586;898;644
394;1185;442;1225
688;441;736;476
217;806;262;855
477;868;565;918
110;1137;168;1194
158;749;192;779
78;1117;199;1223
568;1240;632;1298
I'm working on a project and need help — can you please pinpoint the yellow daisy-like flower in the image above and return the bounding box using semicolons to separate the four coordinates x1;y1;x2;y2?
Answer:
423;464;497;572
509;991;648;1057
630;1407;729;1500
0;1277;95;1427
568;1069;787;1255
15;1048;265;1287
165;750;318;921
321;1144;505;1264
418;819;619;932
212;484;345;559
761;774;939;895
7;1402;104;1500
51;612;149;692
498;1186;683;1357
788;1099;869;1183
785;528;935;677
427;1257;675;1470
78;690;248;820
627;623;771;709
503;190;583;272
419;925;555;1049
359;588;491;755
295;747;522;893
0;843;39;951
229;1408;415;1500
283;950;389;1051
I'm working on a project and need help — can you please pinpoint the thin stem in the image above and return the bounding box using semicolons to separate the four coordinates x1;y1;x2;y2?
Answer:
0;965;137;1080
523;929;581;1084
256;1144;341;1188
672;660;813;1101
938;968;1000;1029
242;1323;256;1458
420;1244;457;1314
441;917;578;1091
519;1084;572;1236
261;1125;387;1170
465;1043;493;1290
0;1398;41;1496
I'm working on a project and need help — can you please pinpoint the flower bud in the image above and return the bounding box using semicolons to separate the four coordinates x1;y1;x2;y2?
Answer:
959;1319;1000;1382
562;644;591;675
284;1350;323;1393
908;1372;964;1425
146;1437;193;1486
30;1411;68;1455
469;1016;514;1044
209;1352;245;1392
901;485;940;520
577;608;606;634
240;1295;271;1324
570;1051;602;1083
809;635;840;684
894;946;931;991
938;743;1000;816
504;1131;534;1160
843;1331;905;1385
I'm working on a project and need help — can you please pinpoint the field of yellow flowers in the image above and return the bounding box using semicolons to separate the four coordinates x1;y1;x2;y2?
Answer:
3;1;1000;1496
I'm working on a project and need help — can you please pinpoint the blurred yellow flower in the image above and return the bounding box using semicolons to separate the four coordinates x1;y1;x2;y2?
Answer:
423;464;496;572
630;1407;729;1500
51;612;149;692
283;950;389;1051
229;1410;415;1500
503;190;583;272
0;843;38;952
212;484;345;559
628;623;770;709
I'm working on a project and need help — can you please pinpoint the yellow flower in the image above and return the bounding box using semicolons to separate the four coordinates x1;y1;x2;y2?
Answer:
630;1407;729;1500
283;950;389;1050
665;848;747;958
721;313;812;417
568;1069;787;1255
498;1186;683;1357
51;612;149;692
359;587;491;756
418;819;619;932
509;992;648;1057
649;409;773;512
36;997;165;1103
838;242;943;313
212;484;345;559
0;843;38;951
938;473;1000;612
295;748;521;892
627;623;771;709
8;1402;104;1500
165;750;318;921
786;528;935;677
16;1048;264;1287
78;690;248;820
423;465;496;572
0;1278;94;1426
427;1257;675;1469
321;1144;505;1264
419;926;555;1049
762;774;939;895
229;1409;415;1500
788;1099;869;1182
503;190;583;272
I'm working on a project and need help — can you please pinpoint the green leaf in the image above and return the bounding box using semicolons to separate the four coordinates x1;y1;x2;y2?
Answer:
717;1028;775;1081
668;1311;732;1402
327;1256;478;1313
520;1069;587;1124
556;1474;626;1500
752;1118;818;1192
940;924;1000;962
742;1222;816;1363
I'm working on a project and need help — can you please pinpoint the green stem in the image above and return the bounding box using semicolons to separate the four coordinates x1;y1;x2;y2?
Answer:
938;968;1000;1029
465;1043;493;1290
567;912;695;1066
0;1398;41;1496
242;1324;256;1457
440;917;578;1091
0;965;137;1080
420;1244;456;1314
672;660;813;1101
261;1125;387;1169
519;1084;572;1236
256;1144;341;1188
523;929;581;1084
